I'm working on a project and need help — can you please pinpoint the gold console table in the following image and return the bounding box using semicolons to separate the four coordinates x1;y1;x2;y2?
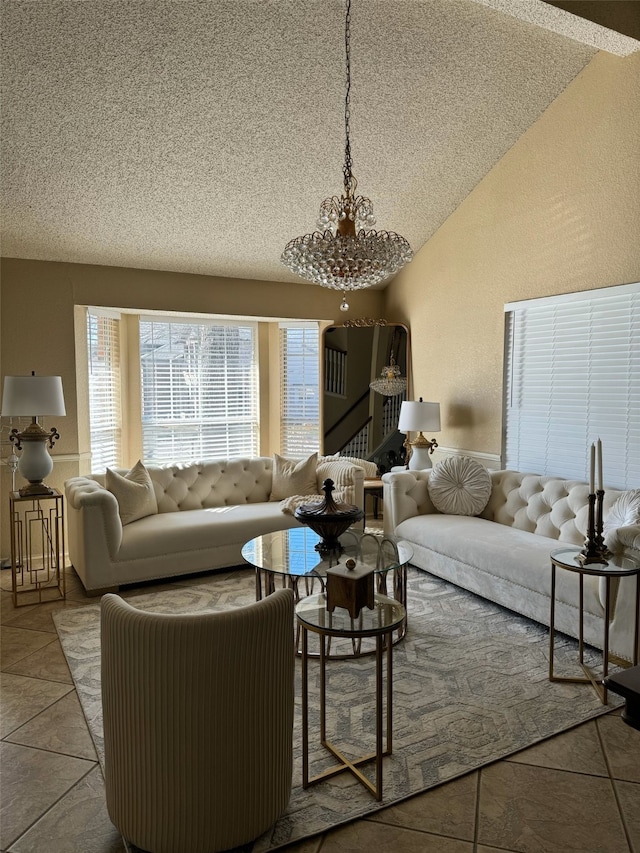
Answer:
9;489;66;607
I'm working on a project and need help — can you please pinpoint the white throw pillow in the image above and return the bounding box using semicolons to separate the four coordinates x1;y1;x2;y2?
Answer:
269;453;318;501
280;490;347;515
603;489;640;551
336;456;379;478
318;454;377;478
106;460;158;525
428;456;492;516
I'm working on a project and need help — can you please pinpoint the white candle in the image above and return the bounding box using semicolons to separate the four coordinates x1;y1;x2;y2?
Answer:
589;442;595;493
596;438;603;491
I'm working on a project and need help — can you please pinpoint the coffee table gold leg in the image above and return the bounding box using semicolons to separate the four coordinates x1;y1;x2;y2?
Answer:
302;626;309;788
255;569;262;600
320;633;326;744
375;635;383;800
603;576;610;705
579;574;584;666
387;628;393;755
549;563;556;681
635;577;640;666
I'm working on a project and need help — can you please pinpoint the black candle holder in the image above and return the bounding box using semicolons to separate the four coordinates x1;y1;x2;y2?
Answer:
577;489;611;566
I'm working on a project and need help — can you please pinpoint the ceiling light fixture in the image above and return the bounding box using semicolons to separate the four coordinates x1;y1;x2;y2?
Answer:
281;0;413;311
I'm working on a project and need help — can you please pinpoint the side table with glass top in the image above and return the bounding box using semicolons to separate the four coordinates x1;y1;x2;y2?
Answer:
549;546;640;704
241;527;412;656
296;592;406;801
9;489;66;607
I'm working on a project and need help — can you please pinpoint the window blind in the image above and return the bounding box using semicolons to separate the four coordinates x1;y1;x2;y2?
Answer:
280;323;319;456
139;318;259;463
87;310;122;472
504;283;640;489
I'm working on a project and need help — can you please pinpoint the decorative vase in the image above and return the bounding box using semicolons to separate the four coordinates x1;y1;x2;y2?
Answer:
294;478;364;558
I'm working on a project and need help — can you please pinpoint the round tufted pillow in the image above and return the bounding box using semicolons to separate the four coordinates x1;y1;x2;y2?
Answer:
428;456;492;516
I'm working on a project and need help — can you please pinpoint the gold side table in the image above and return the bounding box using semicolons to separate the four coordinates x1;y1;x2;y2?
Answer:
9;489;66;607
296;592;406;801
549;546;640;704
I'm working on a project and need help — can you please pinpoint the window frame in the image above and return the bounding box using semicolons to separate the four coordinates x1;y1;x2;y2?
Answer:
279;321;320;457
85;308;123;473
83;309;323;473
138;315;260;465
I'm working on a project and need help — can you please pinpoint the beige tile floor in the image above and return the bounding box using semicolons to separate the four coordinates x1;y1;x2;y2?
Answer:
1;560;639;853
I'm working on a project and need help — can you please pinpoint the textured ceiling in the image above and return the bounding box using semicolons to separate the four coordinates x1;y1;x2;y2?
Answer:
1;0;638;287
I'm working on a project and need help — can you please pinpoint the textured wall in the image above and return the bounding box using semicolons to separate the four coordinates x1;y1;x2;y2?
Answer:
384;49;640;461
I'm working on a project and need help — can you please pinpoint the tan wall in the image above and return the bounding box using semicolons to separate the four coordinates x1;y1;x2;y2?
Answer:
383;50;640;462
0;260;384;556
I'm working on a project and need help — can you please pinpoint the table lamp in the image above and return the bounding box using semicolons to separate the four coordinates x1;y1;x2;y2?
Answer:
1;373;66;496
398;398;440;470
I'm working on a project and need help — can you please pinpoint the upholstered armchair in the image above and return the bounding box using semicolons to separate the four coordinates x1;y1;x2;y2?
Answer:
101;588;295;853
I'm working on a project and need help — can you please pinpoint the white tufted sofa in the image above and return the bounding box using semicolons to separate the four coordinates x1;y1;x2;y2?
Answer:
66;457;364;594
383;469;640;661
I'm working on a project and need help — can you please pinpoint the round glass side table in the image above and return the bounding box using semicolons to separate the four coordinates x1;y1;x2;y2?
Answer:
549;546;640;704
296;591;406;801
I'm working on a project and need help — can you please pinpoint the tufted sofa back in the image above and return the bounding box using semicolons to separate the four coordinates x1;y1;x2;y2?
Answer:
90;456;364;513
481;470;626;545
90;458;275;512
153;458;274;512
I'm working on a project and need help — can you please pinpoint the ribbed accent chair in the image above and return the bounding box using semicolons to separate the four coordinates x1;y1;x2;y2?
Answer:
101;588;295;853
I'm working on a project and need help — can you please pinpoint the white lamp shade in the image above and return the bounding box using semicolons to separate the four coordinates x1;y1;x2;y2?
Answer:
398;400;440;434
1;375;66;417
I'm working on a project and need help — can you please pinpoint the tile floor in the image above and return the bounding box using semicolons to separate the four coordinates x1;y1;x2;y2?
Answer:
1;562;639;853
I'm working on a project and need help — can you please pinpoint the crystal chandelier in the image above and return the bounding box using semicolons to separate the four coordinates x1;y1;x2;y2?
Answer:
281;0;413;311
369;352;407;396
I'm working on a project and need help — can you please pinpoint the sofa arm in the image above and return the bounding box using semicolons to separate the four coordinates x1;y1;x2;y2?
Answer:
65;477;123;588
316;460;364;511
382;470;434;535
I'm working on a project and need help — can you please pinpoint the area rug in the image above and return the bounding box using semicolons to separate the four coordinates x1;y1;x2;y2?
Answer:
54;566;619;851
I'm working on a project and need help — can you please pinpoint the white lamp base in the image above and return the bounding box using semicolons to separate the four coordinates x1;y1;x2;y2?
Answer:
11;422;59;496
407;444;433;470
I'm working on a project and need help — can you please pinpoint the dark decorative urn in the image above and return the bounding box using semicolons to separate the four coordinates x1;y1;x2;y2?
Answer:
294;478;364;557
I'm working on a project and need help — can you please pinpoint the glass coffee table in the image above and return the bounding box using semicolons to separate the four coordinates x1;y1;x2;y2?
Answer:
241;527;412;656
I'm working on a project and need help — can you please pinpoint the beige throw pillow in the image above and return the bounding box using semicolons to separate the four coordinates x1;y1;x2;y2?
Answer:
106;460;158;525
270;453;318;501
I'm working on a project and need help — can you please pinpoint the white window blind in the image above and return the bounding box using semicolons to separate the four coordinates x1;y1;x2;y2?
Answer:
86;309;122;473
139;318;259;463
504;283;640;489
280;323;320;456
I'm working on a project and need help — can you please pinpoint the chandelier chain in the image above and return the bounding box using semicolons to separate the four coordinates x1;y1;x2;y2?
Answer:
343;0;354;197
280;0;413;298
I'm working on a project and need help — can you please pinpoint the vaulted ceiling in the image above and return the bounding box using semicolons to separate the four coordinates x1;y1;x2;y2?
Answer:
2;0;638;287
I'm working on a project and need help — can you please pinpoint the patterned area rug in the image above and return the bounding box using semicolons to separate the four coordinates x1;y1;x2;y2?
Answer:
54;566;618;851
